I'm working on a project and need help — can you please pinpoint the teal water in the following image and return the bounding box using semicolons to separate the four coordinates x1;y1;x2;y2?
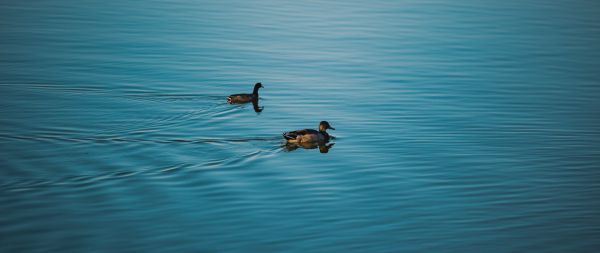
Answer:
1;0;600;252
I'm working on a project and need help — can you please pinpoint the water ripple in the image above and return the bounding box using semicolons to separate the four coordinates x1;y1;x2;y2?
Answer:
1;0;600;252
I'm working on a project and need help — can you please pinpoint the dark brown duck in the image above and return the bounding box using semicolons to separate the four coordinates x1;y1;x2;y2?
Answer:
283;121;335;143
227;82;263;104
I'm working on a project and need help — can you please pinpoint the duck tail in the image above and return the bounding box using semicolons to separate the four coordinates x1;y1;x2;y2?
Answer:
283;132;296;140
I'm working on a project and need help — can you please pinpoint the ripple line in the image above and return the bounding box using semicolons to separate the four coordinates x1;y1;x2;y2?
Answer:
0;133;282;145
0;163;191;192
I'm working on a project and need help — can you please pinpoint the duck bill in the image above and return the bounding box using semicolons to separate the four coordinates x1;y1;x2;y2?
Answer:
329;127;335;130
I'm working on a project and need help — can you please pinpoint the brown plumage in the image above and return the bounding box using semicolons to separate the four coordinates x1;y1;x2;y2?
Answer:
283;142;335;153
227;82;263;104
283;121;335;144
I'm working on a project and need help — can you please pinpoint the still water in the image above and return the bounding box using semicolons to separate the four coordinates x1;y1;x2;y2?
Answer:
1;0;600;252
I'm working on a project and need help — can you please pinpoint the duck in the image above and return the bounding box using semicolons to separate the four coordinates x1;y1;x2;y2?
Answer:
227;82;263;104
283;121;335;143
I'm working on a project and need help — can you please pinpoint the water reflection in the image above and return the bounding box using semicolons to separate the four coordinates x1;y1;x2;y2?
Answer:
252;99;263;113
283;141;335;153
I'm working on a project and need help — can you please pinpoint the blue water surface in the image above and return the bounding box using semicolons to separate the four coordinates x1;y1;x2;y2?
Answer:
1;0;600;252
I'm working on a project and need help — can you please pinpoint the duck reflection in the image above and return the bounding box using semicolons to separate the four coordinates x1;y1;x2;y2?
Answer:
283;141;335;153
252;98;263;113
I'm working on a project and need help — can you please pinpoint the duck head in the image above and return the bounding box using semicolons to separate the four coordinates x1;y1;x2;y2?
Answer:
253;82;264;94
319;121;335;132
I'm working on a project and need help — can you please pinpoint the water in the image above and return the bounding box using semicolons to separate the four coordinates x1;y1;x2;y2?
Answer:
1;0;600;252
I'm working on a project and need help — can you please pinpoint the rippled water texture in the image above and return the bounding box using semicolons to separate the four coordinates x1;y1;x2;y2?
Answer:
1;0;600;252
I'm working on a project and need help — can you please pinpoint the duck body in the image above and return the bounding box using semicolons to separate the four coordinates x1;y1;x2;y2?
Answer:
283;141;335;153
283;121;335;144
283;129;330;143
227;93;255;103
227;82;263;104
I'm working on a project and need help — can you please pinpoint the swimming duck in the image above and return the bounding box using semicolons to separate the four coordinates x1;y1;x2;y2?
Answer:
227;82;263;104
283;121;335;143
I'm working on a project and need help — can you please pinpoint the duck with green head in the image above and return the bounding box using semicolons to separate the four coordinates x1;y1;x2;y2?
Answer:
227;82;263;104
283;121;335;143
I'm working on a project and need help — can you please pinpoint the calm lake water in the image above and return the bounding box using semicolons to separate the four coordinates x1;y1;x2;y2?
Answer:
1;0;600;252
